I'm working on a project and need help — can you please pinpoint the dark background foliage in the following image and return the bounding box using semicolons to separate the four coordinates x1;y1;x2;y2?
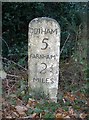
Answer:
2;2;88;92
2;2;87;63
2;2;88;91
2;3;89;119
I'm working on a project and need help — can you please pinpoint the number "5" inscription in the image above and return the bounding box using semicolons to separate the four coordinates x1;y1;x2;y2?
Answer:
41;38;49;50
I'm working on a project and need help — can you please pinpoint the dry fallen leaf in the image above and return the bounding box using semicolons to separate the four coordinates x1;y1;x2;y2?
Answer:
68;106;74;115
64;92;76;102
16;98;23;106
13;111;19;117
56;113;64;120
6;116;12;119
76;92;85;99
62;111;69;117
64;115;70;119
15;105;28;117
0;97;5;103
0;111;2;119
79;113;87;119
26;98;37;108
15;105;28;112
32;113;37;118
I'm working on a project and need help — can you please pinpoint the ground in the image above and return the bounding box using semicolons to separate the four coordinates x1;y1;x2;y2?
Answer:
1;57;89;120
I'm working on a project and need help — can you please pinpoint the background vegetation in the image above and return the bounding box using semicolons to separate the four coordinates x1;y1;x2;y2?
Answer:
2;2;88;119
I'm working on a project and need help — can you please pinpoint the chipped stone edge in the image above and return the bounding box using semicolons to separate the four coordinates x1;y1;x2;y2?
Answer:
28;17;61;30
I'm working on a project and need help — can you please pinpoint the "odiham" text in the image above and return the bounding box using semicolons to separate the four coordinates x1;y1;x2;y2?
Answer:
29;28;58;35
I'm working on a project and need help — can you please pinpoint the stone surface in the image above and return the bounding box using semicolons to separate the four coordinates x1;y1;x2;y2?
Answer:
28;17;60;102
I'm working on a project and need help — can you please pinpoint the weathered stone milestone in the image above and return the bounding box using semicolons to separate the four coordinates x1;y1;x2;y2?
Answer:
28;17;60;102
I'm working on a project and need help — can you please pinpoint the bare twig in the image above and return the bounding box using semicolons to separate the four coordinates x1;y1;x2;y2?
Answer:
60;69;65;82
60;33;70;55
7;74;20;78
1;57;27;71
0;37;10;52
6;79;10;95
73;85;87;94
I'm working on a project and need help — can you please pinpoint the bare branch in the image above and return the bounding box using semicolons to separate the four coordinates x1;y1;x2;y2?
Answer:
60;33;70;55
1;57;27;71
0;37;10;52
7;74;20;78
